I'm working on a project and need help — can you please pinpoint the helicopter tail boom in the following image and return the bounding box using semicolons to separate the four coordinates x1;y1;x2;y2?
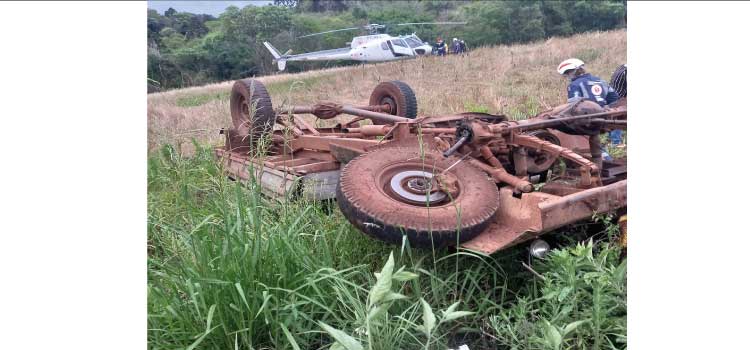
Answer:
263;42;287;71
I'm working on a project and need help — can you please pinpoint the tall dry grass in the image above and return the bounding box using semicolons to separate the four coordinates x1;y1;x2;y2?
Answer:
147;29;625;153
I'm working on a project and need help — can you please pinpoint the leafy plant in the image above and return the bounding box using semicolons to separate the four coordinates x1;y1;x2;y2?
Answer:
317;252;474;350
488;241;626;350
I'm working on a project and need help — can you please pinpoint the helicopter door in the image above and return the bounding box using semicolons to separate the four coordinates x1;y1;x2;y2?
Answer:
387;39;413;57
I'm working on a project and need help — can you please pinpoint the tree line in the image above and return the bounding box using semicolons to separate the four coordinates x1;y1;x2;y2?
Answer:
147;0;625;91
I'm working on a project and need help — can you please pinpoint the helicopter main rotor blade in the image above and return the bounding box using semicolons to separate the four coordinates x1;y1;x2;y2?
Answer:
395;22;468;26
297;27;361;39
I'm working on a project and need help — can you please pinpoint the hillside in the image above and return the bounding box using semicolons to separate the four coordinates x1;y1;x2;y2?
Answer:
148;29;626;152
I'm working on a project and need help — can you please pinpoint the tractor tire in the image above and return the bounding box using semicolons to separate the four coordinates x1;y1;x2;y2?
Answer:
368;81;418;125
337;146;499;248
229;79;276;145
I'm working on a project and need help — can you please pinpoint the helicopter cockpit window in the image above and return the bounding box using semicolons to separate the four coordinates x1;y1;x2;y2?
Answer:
404;37;422;48
392;39;408;48
381;42;389;50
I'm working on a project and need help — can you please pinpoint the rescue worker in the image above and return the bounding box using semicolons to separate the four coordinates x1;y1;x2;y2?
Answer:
452;38;461;54
557;58;622;159
558;58;619;106
434;37;447;56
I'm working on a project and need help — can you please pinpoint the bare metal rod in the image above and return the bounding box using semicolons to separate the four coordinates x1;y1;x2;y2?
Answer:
340;106;410;124
442;135;469;157
277;105;390;114
591;119;628;127
283;106;313;114
500;110;627;133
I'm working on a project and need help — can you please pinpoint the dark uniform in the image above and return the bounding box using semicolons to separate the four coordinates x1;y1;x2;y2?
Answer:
451;40;461;54
434;40;447;56
567;73;623;146
567;73;619;106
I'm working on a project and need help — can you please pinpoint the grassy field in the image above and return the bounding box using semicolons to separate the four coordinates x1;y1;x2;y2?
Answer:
148;29;626;153
148;29;627;349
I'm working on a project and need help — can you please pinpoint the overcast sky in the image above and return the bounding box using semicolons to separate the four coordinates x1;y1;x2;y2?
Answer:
147;1;273;16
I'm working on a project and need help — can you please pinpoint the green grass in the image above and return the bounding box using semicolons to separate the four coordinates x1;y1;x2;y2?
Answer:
170;73;335;108
265;74;336;98
506;95;542;121
148;143;626;350
176;91;231;107
464;102;491;114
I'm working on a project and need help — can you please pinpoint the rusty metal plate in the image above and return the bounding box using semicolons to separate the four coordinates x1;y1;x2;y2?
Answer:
462;180;627;254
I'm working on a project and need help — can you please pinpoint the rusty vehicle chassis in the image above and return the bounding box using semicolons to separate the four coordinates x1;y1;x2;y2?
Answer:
216;84;626;254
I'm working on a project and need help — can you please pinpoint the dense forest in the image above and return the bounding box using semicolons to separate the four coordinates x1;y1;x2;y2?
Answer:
147;0;625;91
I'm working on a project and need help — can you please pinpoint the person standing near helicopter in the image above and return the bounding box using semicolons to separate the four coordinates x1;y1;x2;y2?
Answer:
451;38;463;54
434;37;447;56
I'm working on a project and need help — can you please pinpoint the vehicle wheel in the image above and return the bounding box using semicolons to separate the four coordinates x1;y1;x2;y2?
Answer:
229;79;276;145
337;146;499;248
368;81;418;125
513;129;561;174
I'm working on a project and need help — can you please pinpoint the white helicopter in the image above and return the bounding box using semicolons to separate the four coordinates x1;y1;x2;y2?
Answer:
263;22;466;71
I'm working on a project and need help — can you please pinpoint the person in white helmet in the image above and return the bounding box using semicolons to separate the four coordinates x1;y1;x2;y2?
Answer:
557;58;620;106
557;58;623;158
451;38;461;54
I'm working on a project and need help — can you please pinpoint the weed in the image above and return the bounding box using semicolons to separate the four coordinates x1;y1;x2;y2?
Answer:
464;102;491;114
506;95;541;120
488;241;626;350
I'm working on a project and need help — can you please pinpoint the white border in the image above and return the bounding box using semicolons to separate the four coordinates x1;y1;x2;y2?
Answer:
0;2;146;349
629;2;750;349
1;1;749;349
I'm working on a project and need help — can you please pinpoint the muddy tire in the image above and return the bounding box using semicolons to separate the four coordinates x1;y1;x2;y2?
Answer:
337;146;499;248
229;79;275;145
369;81;418;124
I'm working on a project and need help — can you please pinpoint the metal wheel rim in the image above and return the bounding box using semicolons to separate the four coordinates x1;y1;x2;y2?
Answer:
388;170;447;205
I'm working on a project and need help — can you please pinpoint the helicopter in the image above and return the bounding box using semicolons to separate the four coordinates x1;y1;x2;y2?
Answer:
263;22;466;71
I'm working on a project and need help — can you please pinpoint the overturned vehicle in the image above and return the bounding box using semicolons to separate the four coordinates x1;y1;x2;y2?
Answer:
215;79;626;254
